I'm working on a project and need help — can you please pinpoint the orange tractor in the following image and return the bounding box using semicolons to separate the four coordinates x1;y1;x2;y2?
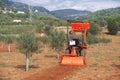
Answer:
60;21;90;66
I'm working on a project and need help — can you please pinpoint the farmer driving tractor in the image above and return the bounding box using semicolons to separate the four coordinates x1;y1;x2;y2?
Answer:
65;30;82;56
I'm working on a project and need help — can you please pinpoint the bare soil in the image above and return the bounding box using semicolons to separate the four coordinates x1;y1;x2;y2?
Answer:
0;29;120;80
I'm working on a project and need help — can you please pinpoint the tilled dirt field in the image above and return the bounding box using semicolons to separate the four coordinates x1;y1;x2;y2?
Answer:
0;30;120;80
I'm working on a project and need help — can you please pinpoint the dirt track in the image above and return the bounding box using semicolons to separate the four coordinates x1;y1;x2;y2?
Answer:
23;65;77;80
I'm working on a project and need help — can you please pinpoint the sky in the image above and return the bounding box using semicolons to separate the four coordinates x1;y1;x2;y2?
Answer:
11;0;120;11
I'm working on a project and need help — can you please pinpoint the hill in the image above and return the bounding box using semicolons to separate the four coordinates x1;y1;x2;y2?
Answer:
51;9;91;19
0;0;50;13
77;7;120;21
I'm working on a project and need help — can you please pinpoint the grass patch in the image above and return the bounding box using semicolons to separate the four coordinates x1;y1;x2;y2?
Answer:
50;61;57;65
0;25;34;34
105;65;112;71
100;38;111;43
87;32;111;44
76;67;82;71
0;78;10;80
32;59;39;63
0;54;9;59
89;51;101;59
0;63;13;67
90;62;98;67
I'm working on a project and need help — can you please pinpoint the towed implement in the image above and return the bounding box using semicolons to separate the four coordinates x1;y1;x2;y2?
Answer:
60;22;90;66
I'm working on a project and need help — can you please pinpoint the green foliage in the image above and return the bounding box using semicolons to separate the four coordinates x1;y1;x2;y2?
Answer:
77;7;120;27
0;1;4;8
17;32;40;71
114;16;120;31
5;35;15;44
87;32;100;44
0;25;34;34
35;22;45;33
36;16;67;26
38;36;50;44
105;17;119;35
88;22;102;35
87;32;111;44
0;34;17;44
49;29;66;51
43;25;53;35
0;35;5;41
100;38;111;43
17;32;39;56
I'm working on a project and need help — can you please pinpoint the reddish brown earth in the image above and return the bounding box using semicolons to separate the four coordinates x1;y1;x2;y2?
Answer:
24;65;77;80
0;43;16;52
0;29;120;80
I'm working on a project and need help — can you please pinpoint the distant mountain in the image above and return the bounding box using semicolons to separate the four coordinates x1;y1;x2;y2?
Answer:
0;0;13;6
0;0;50;13
51;9;91;19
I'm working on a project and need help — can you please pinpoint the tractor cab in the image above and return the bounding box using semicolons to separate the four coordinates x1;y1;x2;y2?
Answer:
60;22;90;66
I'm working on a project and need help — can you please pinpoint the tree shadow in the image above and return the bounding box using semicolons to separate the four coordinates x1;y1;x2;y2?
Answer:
104;32;117;35
15;65;40;70
44;55;57;58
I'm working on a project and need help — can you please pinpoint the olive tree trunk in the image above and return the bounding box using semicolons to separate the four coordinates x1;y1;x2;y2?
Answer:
56;49;60;59
26;53;30;71
1;41;4;48
8;44;11;53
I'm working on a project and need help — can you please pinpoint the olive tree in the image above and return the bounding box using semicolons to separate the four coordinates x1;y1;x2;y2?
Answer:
38;36;50;48
17;33;39;71
49;29;66;59
5;36;14;53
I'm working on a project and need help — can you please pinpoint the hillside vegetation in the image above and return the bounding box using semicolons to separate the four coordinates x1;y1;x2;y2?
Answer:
77;7;120;26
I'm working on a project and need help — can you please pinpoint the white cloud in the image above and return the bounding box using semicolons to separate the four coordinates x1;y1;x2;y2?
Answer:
12;0;120;11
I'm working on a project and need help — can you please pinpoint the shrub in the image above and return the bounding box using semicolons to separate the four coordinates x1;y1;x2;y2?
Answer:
105;17;119;35
43;25;53;35
87;32;111;44
107;24;119;35
36;22;45;33
87;32;100;44
88;22;102;35
100;38;111;43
